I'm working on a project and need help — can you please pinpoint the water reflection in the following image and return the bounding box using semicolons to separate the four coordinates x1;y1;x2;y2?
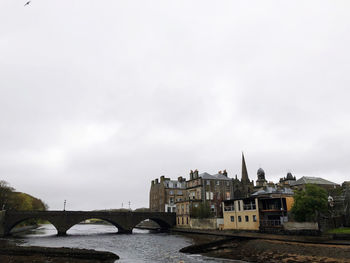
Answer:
13;224;243;263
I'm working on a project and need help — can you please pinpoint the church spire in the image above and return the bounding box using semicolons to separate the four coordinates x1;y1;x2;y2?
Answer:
241;152;250;183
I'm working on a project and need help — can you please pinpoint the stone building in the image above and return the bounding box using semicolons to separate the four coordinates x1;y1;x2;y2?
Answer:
176;169;234;227
255;168;267;188
176;154;255;227
222;187;294;231
290;176;340;192
279;172;296;186
149;176;186;212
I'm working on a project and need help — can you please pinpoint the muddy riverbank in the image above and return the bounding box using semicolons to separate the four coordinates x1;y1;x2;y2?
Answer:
181;235;350;263
0;240;119;263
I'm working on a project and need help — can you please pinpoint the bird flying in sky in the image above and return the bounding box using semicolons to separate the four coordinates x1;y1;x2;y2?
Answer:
24;1;31;6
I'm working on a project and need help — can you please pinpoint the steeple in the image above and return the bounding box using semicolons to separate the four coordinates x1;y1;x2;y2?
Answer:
241;152;250;183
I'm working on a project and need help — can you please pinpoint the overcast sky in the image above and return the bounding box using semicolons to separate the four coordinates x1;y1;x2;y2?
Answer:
0;1;349;210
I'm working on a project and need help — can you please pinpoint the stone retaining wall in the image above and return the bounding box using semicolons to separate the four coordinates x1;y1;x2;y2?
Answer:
190;218;217;229
0;210;5;237
283;221;318;231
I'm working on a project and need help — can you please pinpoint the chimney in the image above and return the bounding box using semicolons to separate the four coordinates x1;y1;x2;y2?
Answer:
160;175;165;182
218;170;222;174
155;178;159;184
190;170;194;180
151;180;154;185
194;169;198;178
178;176;183;182
223;169;228;177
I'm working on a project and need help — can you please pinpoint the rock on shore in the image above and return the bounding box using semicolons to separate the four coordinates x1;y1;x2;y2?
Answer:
0;245;119;263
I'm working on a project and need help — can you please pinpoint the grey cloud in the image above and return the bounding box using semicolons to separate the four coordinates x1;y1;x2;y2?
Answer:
0;0;349;210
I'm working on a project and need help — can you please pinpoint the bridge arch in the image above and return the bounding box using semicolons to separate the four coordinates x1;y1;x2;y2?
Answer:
6;217;60;236
65;217;126;235
130;216;173;232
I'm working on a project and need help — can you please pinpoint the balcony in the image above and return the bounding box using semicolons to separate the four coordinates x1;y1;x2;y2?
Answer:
224;205;235;211
243;204;256;210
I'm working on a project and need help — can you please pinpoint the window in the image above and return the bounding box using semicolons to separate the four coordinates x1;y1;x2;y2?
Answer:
169;190;174;195
190;191;196;199
238;216;242;222
206;180;210;185
238;201;241;211
186;217;189;224
167;207;171;212
177;190;183;195
226;192;230;200
182;217;184;224
253;215;257;222
224;204;234;211
216;181;220;186
170;197;174;204
226;181;230;186
210;204;215;212
177;217;180;224
245;215;249;222
206;192;214;200
174;183;177;188
230;216;235;222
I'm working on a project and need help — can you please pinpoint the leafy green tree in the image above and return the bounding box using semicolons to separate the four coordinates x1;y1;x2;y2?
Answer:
0;180;14;210
190;202;212;218
133;207;150;212
291;184;328;222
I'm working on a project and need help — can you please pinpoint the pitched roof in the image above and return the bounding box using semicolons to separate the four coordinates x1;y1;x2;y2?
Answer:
199;172;232;181
291;176;339;186
251;186;294;196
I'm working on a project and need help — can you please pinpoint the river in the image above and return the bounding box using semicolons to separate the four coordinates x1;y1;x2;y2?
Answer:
9;224;243;263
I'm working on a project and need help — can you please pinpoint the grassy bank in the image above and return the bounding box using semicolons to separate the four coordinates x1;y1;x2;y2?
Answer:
328;228;350;234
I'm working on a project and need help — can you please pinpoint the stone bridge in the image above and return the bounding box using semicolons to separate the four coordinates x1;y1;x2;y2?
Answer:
0;210;176;237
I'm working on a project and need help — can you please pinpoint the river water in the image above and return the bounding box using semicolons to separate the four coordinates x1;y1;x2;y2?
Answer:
10;224;243;263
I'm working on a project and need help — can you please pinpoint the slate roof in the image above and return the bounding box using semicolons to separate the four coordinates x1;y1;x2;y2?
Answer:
199;172;232;181
291;176;339;186
251;186;294;196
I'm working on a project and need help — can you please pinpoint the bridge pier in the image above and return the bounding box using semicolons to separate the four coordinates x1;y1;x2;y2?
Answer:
57;230;67;236
117;229;132;234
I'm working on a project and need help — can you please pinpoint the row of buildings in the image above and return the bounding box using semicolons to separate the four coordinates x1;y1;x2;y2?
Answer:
149;154;344;231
